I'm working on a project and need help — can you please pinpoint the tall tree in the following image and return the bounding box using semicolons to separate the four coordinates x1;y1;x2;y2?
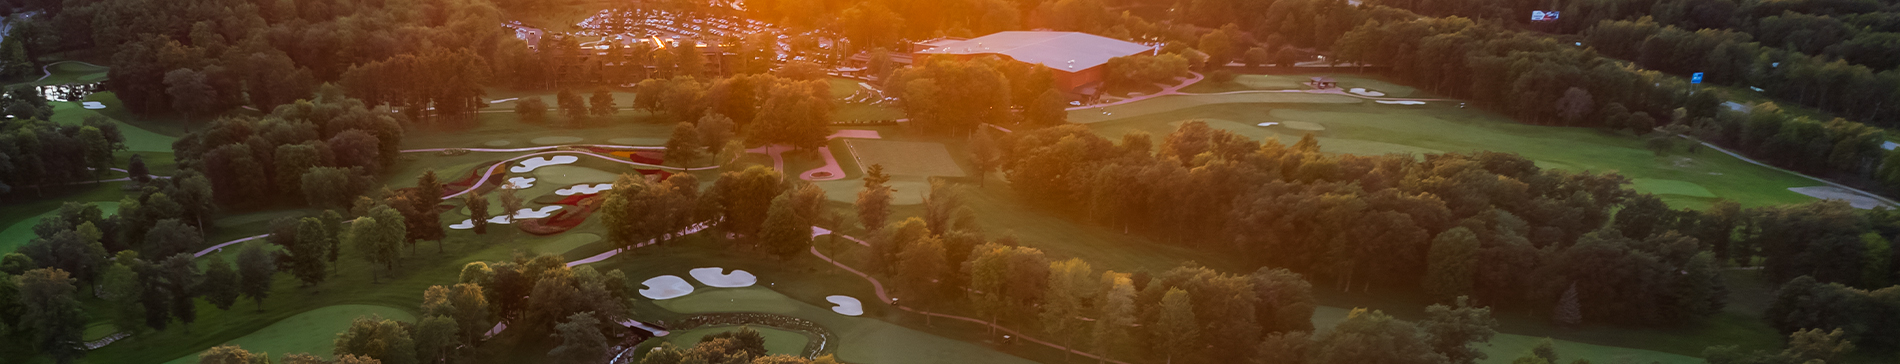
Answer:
1042;258;1095;361
1423;227;1481;300
1153;288;1198;364
515;96;549;124
291;217;329;286
549;312;607;363
19;268;86;364
201;255;240;310
759;193;812;259
465;192;491;235
697;114;736;158
856;164;893;232
589;88;617;118
1092;272;1136;363
664;122;704;167
335;315;417;364
414;315;458;364
236;242;275;310
1419;297;1499;364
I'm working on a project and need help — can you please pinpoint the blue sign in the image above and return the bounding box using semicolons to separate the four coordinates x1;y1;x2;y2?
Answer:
1691;72;1704;84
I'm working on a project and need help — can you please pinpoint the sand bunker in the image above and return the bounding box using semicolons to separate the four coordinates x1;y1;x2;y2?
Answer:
556;183;613;196
640;275;695;300
829;130;882;139
484;216;513;224
511;206;563;219
512;156;579;173
1790;186;1893;209
1349;88;1386;97
506;177;537;189
689;267;758;288
532;136;585;145
1280;121;1327;131
1256;122;1280;127
450;220;477;230
81;101;106;110
826;295;864;316
1376;100;1427;105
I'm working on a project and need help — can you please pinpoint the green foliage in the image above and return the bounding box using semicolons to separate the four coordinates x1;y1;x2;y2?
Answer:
759;193;813;260
19;268;87;364
236;242;275;311
201;255;240;310
334;315;417;364
1420;297;1500;364
1424;227;1482;300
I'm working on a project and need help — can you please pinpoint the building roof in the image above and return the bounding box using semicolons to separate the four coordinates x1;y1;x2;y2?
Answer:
913;31;1153;72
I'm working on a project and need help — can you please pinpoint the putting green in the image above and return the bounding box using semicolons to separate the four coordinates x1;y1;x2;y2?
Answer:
845;140;967;178
534;232;602;255
1;202;120;255
160;305;416;364
1630;178;1717;198
531;136;584;145
651;286;1039;364
664;326;809;356
533;165;623;186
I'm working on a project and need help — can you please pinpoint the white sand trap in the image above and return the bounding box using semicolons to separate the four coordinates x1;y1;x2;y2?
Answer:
532;136;585;145
1376;100;1426;105
1349;88;1386;97
81;101;106;110
640;275;695;300
511;205;563;219
512;156;579;173
556;183;613;196
1280;121;1327;131
506;177;537;189
689;267;757;288
485;216;513;224
826;295;864;316
1256;122;1280;127
450;219;477;230
1790;186;1893;209
489;97;519;104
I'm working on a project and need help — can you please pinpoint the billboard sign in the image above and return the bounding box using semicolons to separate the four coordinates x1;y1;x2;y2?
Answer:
1531;11;1560;22
1691;72;1704;84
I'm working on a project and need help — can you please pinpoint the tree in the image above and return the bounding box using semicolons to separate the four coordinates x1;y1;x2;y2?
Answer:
302;167;360;209
1244;47;1272;67
202;254;240;310
1092;272;1136;363
100;256;142;333
166;68;221;125
465;192;490;235
759;193;812;260
1153;288;1198;364
291;218;329;286
1419;297;1499;364
898;234;948;319
664;122;704;166
556;89;587;125
590;88;618;119
550;312;608;363
969;130;1002;185
237;242;275;310
1555;87;1594;125
515;96;549;124
1042;258;1095;361
1311;309;1446;364
19;268;86;364
144;219;202;259
711;166;786;239
697;114;736;158
856;165;894;232
1251;267;1317;333
1552;283;1581;326
197;345;264;364
449;283;490;346
127;154;151;183
1424;227;1481;300
335;315;417;364
414;315;458;364
349;214;402;282
158;254;203;330
1024;89;1068;128
499;187;524;224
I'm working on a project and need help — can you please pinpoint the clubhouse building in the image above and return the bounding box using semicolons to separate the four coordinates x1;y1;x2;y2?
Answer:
910;31;1156;99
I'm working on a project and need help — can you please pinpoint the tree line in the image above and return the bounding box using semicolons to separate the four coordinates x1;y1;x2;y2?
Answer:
886;56;1070;136
13;0;518;124
168;85;407;209
0;113;130;197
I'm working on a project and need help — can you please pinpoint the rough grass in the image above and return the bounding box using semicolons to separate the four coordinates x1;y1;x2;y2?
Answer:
157;305;418;364
0;202;120;255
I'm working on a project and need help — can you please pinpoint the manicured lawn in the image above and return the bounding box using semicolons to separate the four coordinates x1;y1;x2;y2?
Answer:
400;110;675;150
644;286;1042;364
662;325;811;356
158;305;418;364
47;100;180;152
1180;73;1420;97
842;140;967;178
14;61;110;86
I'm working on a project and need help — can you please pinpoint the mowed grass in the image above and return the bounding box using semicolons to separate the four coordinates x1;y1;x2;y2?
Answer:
49;101;180;152
15;61;110;86
158;305;418;364
646;286;1041;364
0;202;119;255
662;326;810;355
1083;96;1819;209
1180;73;1421;97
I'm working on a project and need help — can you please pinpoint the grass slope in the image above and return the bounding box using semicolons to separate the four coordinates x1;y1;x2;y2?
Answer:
158;305;417;364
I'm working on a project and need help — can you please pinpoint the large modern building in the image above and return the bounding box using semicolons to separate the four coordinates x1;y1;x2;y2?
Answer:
911;31;1155;99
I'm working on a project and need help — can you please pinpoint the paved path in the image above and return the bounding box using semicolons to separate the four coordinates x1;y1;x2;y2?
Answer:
1065;72;1205;111
745;130;884;182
